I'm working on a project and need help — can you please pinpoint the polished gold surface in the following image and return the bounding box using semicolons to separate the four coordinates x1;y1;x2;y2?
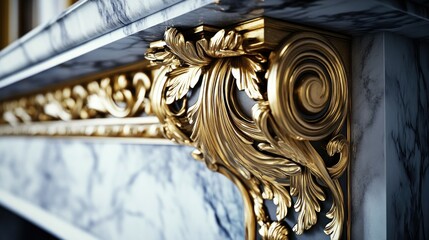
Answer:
146;20;350;240
0;17;350;240
0;71;152;123
267;32;348;142
0;64;163;139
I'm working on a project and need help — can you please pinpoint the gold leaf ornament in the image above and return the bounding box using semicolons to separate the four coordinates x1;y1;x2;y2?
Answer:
265;222;289;240
231;56;265;100
159;28;266;104
262;181;292;221
146;27;349;240
290;169;326;234
165;66;202;104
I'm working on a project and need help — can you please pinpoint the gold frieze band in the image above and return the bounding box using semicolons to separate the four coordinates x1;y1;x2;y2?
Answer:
0;70;152;124
0;64;164;139
0;17;350;240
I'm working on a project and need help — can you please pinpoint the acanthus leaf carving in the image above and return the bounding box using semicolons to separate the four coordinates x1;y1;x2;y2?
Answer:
147;25;350;240
165;66;203;104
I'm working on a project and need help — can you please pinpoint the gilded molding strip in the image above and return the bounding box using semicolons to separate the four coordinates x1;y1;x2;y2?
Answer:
146;18;350;240
0;70;152;125
0;66;165;139
0;17;350;240
0;117;163;138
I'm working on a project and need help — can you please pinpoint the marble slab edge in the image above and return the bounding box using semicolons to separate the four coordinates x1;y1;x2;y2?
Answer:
0;0;185;79
1;0;429;100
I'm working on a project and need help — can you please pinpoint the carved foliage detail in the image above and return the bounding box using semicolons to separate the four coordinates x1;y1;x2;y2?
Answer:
147;28;349;240
0;72;152;125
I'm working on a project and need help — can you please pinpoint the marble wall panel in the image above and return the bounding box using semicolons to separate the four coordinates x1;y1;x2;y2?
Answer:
0;138;244;240
351;33;386;239
385;33;429;239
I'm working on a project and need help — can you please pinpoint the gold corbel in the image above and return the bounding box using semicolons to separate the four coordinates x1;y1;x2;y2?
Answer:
146;17;350;240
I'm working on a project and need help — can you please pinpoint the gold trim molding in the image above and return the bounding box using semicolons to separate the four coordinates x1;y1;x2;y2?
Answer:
0;17;350;240
0;70;152;124
0;64;164;139
0;117;163;138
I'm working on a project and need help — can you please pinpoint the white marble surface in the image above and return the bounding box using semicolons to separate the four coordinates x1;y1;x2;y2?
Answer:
0;138;244;240
351;33;386;239
0;189;97;240
351;32;429;239
385;33;429;239
0;0;214;90
0;0;182;79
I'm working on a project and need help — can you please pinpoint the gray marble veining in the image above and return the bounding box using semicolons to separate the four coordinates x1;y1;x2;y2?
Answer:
351;33;387;239
0;0;183;79
0;138;244;240
351;32;429;239
385;33;429;239
0;0;215;93
0;0;429;238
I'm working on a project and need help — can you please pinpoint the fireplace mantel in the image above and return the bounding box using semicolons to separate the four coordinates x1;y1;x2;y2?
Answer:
0;1;428;239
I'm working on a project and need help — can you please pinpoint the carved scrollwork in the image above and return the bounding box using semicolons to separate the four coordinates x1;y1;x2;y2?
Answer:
146;27;349;240
267;32;348;141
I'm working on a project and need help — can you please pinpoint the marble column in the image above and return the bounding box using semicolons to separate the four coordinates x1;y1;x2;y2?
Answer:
352;32;429;239
351;33;386;240
0;139;245;240
385;33;429;239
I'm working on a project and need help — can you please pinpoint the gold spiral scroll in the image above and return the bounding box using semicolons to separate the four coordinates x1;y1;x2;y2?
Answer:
267;32;348;141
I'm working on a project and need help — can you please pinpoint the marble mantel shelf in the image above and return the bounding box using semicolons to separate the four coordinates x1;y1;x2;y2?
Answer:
0;0;428;100
0;0;428;240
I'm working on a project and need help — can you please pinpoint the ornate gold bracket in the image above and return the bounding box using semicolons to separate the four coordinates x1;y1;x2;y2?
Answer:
0;17;350;239
146;18;350;240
